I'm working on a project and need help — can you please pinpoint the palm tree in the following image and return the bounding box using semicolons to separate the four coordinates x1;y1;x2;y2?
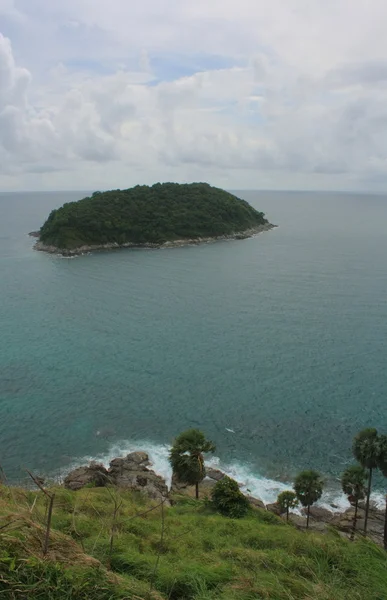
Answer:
294;470;324;529
277;490;298;522
352;428;379;534
341;465;367;540
376;434;387;550
169;429;216;499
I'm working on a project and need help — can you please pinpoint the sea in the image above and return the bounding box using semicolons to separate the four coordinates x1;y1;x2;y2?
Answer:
1;190;387;510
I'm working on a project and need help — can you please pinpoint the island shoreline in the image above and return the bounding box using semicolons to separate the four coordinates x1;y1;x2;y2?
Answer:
30;223;277;256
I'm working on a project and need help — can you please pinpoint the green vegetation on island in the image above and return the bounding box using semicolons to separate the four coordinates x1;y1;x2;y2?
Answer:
37;183;272;251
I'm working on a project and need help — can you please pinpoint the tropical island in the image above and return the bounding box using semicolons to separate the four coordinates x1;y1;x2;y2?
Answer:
32;182;275;255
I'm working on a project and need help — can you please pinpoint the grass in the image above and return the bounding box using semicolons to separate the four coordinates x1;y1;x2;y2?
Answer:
0;484;386;599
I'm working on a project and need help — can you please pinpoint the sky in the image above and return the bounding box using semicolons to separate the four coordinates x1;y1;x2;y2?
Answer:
1;0;387;192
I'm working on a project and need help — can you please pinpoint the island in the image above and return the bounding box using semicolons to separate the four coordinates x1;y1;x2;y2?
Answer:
33;182;275;255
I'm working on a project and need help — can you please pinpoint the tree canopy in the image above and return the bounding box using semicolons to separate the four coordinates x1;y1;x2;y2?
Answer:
341;465;367;503
294;470;324;508
352;428;379;470
294;470;324;528
277;490;298;521
169;429;216;499
39;182;269;250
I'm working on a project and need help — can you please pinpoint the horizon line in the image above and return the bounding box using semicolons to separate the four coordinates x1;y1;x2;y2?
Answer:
1;188;386;196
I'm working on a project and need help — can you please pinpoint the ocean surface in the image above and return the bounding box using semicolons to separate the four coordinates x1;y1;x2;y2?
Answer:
1;190;387;507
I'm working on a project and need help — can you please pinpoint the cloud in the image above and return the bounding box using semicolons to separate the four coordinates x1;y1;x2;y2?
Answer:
1;1;387;191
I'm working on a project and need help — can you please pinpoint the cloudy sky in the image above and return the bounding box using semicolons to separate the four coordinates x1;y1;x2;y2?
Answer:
1;0;387;192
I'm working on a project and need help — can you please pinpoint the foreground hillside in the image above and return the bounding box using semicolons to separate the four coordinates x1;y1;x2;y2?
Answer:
0;485;386;599
37;182;272;252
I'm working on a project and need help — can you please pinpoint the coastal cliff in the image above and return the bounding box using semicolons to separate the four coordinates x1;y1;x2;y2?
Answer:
1;453;387;600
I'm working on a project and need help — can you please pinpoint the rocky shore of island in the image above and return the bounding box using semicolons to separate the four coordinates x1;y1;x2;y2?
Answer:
29;223;276;256
63;450;386;547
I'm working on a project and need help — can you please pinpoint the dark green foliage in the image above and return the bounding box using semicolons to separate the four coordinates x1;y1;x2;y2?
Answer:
341;465;367;539
211;476;250;518
294;470;324;508
341;465;367;502
294;470;324;528
169;429;215;499
352;428;379;534
353;429;379;469
277;490;298;521
376;435;387;479
39;182;269;249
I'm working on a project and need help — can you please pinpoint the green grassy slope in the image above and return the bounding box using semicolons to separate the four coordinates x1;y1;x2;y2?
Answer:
1;485;386;599
39;183;269;249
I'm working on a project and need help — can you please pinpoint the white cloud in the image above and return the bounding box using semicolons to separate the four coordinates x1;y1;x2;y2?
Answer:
1;1;387;191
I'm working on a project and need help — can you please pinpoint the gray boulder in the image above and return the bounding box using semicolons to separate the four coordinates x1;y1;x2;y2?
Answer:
206;468;226;481
170;472;217;498
246;495;266;510
301;506;335;522
289;514;329;532
108;452;168;501
331;505;385;545
64;462;109;491
266;502;282;516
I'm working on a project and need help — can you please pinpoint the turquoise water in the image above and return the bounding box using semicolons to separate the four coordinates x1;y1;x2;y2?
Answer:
1;190;387;502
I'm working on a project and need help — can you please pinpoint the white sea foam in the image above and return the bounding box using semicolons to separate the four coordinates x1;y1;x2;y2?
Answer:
64;439;173;486
64;439;385;512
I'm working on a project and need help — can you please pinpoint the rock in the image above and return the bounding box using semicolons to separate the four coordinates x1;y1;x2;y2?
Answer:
289;514;307;528
120;451;150;468
301;506;335;522
330;506;385;546
206;468;226;481
246;495;266;510
170;473;217;498
64;451;168;502
170;473;188;493
358;499;380;512
64;462;109;491
289;514;329;532
108;452;168;501
266;502;282;516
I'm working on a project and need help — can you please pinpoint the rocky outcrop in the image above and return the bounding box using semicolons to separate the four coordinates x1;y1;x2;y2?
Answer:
330;505;385;545
108;452;168;501
206;468;226;482
170;472;219;498
289;514;329;533
266;502;282;516
64;462;109;491
246;495;266;510
301;506;335;522
64;452;168;501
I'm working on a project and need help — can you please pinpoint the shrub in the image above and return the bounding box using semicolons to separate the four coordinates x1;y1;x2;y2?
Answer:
211;477;249;518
